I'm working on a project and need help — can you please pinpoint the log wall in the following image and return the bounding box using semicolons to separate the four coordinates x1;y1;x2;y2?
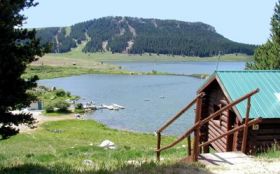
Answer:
235;119;280;154
200;80;231;152
199;78;280;154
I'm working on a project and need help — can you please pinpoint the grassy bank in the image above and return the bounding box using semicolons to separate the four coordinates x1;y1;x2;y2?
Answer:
24;65;208;80
25;51;247;79
0;120;208;173
24;66;133;79
45;52;252;62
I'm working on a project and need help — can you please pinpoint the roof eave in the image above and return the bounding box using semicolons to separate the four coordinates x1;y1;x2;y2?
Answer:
215;74;243;122
198;73;243;122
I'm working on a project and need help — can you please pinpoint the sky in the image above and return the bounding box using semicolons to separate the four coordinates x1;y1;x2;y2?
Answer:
22;0;278;45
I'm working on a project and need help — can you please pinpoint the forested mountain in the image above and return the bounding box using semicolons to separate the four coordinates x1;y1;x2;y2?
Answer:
36;16;256;57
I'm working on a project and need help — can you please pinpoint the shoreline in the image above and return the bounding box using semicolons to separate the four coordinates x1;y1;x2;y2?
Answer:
25;65;209;80
13;110;75;133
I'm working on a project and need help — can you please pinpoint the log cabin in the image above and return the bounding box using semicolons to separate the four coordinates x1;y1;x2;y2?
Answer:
197;70;280;154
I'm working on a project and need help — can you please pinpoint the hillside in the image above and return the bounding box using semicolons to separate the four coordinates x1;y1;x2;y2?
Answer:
36;16;256;57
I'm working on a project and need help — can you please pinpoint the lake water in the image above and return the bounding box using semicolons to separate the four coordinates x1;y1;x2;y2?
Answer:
114;61;245;74
39;62;245;135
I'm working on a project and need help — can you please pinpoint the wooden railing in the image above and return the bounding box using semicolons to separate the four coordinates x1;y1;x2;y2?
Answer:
156;92;205;160
155;88;261;162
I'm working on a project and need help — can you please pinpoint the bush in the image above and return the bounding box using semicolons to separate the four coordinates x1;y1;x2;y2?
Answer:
55;89;66;97
53;100;70;113
45;100;70;113
66;91;71;97
75;103;83;109
45;104;54;113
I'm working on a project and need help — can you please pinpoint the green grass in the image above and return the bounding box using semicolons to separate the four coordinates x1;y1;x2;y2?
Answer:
42;111;72;116
24;65;207;80
258;150;280;158
45;51;252;62
257;143;280;159
24;65;133;79
27;50;249;80
0;120;208;173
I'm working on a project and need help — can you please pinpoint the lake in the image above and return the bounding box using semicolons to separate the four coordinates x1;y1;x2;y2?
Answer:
113;61;245;74
39;61;245;135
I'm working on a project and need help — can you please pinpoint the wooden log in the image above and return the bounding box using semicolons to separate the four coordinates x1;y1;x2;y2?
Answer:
261;119;280;124
221;115;228;122
199;89;259;127
187;135;191;156
210;139;226;152
156;132;161;161
241;97;251;153
199;117;262;148
192;95;203;162
220;99;228;106
208;133;227;150
251;129;280;134
220;121;228;129
254;140;279;144
208;132;227;145
210;120;227;133
208;126;227;143
209;132;227;145
253;135;280;140
156;122;199;153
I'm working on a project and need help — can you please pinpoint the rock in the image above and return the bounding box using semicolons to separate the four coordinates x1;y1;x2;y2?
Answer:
83;159;94;166
99;140;116;149
127;160;141;166
154;157;164;161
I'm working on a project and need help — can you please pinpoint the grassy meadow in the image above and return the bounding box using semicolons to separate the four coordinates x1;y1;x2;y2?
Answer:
0;119;209;174
24;65;133;79
25;51;250;79
44;51;252;62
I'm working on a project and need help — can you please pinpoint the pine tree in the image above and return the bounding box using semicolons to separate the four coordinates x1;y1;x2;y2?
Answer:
0;0;47;138
247;0;280;69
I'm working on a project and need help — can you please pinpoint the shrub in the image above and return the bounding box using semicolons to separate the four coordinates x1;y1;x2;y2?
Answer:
55;89;66;97
75;103;83;109
53;100;70;113
66;91;71;97
45;104;54;113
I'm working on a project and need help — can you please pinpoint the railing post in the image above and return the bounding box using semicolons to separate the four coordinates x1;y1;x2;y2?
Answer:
156;132;161;161
241;97;251;153
187;135;191;156
192;94;203;161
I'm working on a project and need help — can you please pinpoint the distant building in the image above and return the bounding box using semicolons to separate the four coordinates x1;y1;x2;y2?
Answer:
29;101;44;110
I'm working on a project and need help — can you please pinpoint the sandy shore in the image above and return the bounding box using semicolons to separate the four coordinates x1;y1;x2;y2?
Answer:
12;110;75;133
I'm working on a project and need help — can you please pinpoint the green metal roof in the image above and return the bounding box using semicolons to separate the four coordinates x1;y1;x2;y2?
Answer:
214;70;280;119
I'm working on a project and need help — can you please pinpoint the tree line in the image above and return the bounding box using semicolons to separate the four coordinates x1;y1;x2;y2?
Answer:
36;16;256;57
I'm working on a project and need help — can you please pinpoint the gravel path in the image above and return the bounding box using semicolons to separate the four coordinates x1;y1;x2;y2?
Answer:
200;152;280;174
